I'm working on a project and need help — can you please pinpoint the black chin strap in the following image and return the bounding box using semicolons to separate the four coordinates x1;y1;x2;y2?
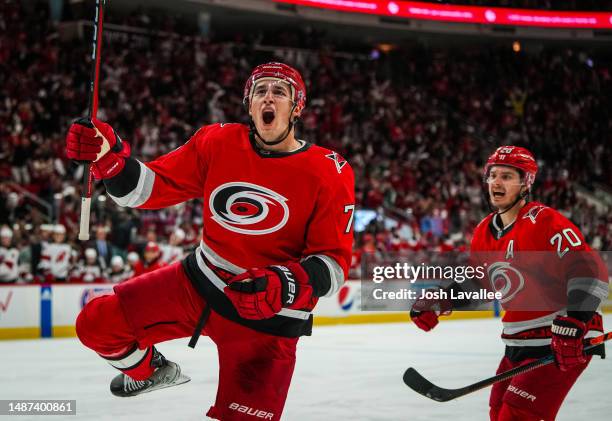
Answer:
495;188;529;216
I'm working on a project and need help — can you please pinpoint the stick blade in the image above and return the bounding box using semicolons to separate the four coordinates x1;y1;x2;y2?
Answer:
403;368;457;402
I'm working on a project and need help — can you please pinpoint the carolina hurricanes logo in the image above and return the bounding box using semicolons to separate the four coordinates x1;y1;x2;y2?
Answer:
209;182;289;235
487;261;525;303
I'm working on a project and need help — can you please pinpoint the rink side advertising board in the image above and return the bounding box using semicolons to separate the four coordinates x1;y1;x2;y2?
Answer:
0;286;40;339
1;282;611;339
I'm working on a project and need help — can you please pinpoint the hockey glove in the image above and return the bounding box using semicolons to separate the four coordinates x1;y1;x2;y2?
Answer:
410;289;452;332
66;118;131;179
225;263;313;320
551;315;588;371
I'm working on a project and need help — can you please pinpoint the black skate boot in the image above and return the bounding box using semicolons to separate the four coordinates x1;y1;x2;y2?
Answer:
110;347;190;397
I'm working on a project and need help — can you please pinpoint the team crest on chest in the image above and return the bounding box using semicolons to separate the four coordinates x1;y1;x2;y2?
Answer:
325;152;347;174
209;182;289;235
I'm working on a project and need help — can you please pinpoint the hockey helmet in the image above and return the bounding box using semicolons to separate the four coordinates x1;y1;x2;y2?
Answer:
484;146;538;188
243;62;306;111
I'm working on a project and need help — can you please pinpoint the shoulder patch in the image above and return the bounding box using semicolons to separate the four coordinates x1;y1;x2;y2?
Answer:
522;205;548;224
325;151;347;174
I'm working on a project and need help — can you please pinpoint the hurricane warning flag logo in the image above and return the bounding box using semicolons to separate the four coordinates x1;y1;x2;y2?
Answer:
325;152;347;174
209;182;289;235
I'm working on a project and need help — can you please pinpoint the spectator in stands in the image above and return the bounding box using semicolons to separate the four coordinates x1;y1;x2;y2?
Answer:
107;255;131;284
124;251;139;278
0;226;19;283
133;241;165;276
160;227;185;264
87;224;114;270
0;0;610;277
39;225;73;282
72;248;105;283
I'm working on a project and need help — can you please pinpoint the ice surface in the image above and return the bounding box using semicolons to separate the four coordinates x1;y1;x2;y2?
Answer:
2;316;611;420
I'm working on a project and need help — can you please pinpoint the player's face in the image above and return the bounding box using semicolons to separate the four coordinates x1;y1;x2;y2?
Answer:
249;79;299;141
486;166;524;209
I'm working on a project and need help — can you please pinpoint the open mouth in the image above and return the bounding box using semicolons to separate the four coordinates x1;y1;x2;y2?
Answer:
262;110;275;125
492;192;505;199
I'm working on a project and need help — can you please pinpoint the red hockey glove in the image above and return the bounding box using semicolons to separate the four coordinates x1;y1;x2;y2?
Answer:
410;289;452;332
66;117;131;179
225;263;313;320
551;315;588;371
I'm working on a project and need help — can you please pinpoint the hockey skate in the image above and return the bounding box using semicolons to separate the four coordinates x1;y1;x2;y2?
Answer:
110;348;190;397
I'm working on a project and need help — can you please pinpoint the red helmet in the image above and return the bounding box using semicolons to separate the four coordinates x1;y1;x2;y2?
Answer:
484;146;538;188
243;62;306;111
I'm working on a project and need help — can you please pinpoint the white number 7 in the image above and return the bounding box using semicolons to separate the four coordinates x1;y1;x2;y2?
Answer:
343;204;355;234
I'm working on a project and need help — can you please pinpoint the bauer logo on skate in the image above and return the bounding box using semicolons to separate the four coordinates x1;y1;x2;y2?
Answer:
209;182;289;235
487;261;525;304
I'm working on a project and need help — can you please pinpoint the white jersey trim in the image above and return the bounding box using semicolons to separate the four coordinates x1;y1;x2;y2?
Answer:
200;240;244;274
502;312;560;335
108;160;155;208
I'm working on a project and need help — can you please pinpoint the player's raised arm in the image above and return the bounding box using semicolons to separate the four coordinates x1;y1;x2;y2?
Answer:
66;119;208;209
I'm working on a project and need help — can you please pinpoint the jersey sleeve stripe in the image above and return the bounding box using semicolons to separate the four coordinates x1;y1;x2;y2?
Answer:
567;277;609;301
107;161;155;207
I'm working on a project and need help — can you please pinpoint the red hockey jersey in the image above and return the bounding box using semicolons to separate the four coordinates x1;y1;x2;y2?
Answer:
107;123;355;336
470;202;607;353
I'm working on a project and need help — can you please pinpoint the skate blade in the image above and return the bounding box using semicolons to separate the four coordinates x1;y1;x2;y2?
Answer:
114;374;191;398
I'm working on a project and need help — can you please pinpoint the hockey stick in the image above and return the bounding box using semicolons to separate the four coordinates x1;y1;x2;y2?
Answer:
403;331;612;402
78;0;107;241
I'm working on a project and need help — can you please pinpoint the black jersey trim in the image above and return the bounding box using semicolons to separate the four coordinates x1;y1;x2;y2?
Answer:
488;213;516;240
248;131;312;158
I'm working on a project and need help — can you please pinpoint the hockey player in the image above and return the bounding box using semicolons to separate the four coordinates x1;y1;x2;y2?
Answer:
410;146;607;421
0;226;19;283
67;62;354;420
